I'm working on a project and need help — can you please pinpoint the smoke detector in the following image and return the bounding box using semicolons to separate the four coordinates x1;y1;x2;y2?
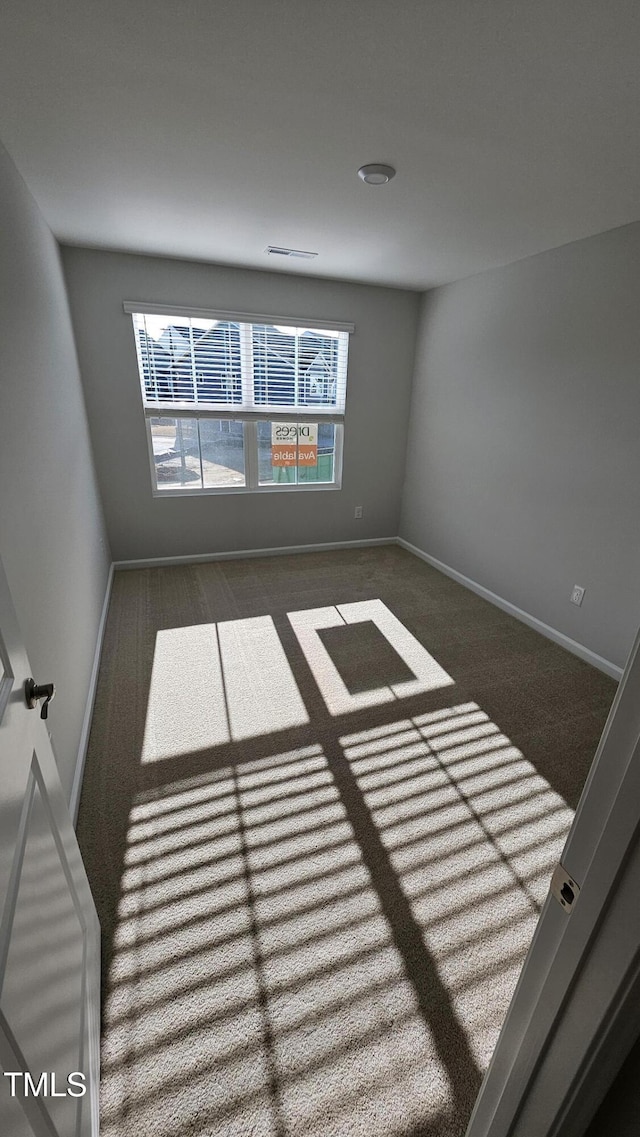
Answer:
357;164;396;185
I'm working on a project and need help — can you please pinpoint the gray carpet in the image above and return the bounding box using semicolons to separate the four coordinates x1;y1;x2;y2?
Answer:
76;545;616;1137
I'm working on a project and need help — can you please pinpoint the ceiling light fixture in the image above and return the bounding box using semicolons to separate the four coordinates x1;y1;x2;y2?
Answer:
357;163;396;185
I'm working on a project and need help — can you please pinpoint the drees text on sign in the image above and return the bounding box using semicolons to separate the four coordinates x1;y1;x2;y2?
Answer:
271;422;318;467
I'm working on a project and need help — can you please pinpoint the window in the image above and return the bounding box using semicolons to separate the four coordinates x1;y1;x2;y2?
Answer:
125;303;352;495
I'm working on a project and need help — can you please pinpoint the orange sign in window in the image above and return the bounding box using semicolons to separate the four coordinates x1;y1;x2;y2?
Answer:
271;423;318;467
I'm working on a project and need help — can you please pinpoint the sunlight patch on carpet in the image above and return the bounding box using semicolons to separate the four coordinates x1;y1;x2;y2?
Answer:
341;703;574;1067
288;599;454;715
103;751;462;1137
142;617;309;762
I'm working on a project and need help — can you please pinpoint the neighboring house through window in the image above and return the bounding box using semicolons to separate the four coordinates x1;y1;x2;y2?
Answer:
125;303;353;495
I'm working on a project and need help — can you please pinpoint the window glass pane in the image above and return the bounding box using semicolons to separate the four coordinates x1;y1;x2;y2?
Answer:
199;419;245;488
193;322;242;405
252;326;341;409
151;417;202;490
150;417;245;491
135;315;242;407
138;323;195;404
257;421;336;486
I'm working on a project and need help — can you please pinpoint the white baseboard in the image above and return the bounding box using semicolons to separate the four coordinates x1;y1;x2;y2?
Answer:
397;538;623;681
113;536;396;571
70;563;114;827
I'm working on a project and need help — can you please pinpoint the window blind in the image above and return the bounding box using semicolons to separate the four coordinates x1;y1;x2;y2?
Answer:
126;305;352;418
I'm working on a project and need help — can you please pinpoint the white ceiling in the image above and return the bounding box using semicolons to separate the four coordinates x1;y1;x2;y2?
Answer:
2;0;640;290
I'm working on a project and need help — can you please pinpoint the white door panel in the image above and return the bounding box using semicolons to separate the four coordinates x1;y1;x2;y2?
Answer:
0;555;100;1137
466;629;640;1137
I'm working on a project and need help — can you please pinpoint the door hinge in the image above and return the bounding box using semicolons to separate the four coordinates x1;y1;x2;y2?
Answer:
550;863;581;912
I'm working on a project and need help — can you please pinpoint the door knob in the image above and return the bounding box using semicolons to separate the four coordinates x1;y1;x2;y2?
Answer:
25;678;55;720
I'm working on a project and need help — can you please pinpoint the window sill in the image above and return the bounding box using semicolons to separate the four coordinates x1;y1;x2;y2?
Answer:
150;482;342;499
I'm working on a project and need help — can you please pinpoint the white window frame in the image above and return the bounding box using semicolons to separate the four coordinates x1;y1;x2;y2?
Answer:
125;302;353;497
143;414;345;497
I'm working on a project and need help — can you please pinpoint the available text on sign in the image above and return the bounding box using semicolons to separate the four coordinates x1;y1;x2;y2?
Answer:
271;423;318;467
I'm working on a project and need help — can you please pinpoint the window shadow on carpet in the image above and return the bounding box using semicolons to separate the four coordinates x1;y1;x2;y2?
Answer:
318;621;415;694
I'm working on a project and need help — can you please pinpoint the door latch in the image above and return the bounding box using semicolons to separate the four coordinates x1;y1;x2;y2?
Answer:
550;863;580;912
25;678;55;720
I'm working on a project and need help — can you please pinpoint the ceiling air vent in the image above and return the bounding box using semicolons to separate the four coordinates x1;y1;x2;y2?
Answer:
266;246;318;259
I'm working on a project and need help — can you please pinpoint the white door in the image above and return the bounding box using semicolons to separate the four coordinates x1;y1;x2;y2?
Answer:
0;554;100;1137
466;626;640;1137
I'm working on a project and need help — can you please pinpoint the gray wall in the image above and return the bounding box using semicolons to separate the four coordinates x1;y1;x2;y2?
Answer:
0;142;111;803
400;222;640;670
62;247;419;561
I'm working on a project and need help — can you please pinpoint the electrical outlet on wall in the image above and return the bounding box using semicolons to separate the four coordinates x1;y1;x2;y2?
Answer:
570;585;586;606
354;505;363;519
